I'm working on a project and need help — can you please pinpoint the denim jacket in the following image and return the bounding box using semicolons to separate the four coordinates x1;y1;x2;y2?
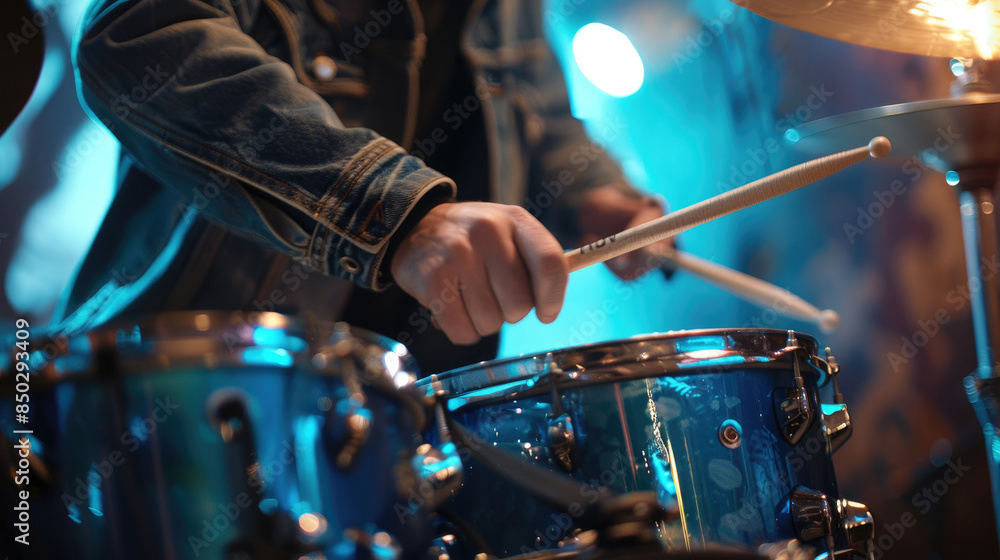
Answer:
54;0;637;332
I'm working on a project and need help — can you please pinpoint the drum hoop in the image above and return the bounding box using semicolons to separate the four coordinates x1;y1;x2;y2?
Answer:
421;328;825;403
2;311;420;393
447;360;823;413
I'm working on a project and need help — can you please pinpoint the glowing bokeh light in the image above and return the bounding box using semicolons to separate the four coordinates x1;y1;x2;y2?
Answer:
946;170;960;186
0;45;66;189
298;512;322;534
5;121;118;314
950;57;967;76
913;1;1000;58
572;23;644;97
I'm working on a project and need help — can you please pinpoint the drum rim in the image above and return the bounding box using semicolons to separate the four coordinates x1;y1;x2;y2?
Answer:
419;328;825;400
4;310;420;389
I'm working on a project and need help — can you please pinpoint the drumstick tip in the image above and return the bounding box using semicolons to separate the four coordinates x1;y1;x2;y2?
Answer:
868;136;891;159
819;309;841;333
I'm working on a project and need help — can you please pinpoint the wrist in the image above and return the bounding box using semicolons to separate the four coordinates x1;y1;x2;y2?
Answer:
578;185;661;239
383;192;455;283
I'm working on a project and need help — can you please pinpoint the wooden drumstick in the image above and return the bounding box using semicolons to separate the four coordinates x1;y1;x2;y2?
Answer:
565;137;891;272
657;250;841;333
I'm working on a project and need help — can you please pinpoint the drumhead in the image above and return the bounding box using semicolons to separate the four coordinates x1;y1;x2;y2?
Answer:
420;329;825;403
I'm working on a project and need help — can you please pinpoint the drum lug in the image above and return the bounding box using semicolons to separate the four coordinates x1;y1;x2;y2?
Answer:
327;396;373;470
547;412;580;473
775;385;814;445
543;354;582;473
822;347;845;404
207;389;261;494
412;381;464;509
323;325;377;470
836;498;875;548
820;403;852;453
775;332;815;445
789;486;834;541
412;438;463;509
816;346;852;453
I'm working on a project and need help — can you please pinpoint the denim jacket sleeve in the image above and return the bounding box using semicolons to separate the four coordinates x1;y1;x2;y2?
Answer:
74;0;455;291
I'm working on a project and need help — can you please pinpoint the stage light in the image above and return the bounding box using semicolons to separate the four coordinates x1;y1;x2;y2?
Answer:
572;23;644;98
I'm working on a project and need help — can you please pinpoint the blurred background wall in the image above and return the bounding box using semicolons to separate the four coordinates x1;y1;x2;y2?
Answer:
1;0;996;557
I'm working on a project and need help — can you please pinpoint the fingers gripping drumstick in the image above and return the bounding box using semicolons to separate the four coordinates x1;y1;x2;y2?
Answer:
657;250;841;333
565;137;891;272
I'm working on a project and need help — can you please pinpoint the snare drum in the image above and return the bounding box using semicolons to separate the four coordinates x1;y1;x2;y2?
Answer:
422;329;874;558
0;312;440;560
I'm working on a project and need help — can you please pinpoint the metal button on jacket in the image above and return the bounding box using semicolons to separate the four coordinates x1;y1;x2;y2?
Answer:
312;55;338;80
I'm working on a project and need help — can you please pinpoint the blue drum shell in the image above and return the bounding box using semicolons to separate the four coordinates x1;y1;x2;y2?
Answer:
0;313;429;560
427;329;846;556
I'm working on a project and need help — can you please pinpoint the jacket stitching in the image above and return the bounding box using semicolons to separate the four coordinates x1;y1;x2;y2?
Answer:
328;141;399;219
313;137;384;211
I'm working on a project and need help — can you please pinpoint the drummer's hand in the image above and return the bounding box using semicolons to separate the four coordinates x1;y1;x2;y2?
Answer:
390;202;569;345
578;186;675;281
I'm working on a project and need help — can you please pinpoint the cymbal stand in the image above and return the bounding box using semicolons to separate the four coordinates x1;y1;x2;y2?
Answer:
958;167;1000;545
941;60;1000;548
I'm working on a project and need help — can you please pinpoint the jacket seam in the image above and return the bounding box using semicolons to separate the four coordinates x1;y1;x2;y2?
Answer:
314;138;389;213
327;140;399;219
78;59;319;206
368;175;455;289
77;60;403;252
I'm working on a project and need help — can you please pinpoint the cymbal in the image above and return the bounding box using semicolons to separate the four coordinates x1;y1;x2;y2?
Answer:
732;0;1000;59
790;94;1000;171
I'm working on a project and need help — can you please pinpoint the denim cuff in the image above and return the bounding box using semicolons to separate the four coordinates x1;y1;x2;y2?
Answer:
307;138;457;290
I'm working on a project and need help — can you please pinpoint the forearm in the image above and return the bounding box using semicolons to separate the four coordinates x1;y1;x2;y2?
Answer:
75;0;454;289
